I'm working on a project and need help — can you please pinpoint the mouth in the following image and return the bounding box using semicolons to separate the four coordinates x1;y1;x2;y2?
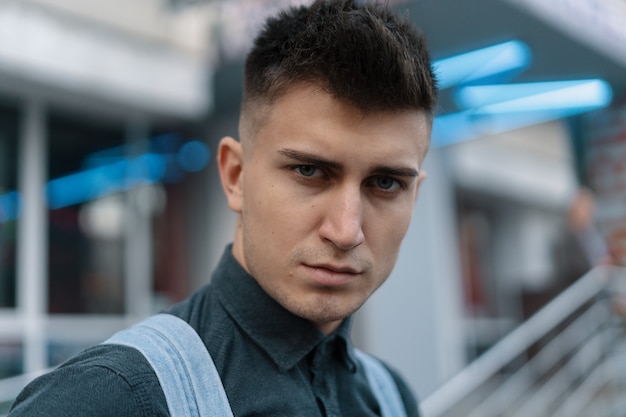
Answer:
302;263;361;287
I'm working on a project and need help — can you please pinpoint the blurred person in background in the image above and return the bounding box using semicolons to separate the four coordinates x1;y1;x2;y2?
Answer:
552;187;611;288
520;188;612;318
9;0;437;416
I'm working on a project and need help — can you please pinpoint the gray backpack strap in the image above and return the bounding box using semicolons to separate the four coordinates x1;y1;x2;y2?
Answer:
354;349;407;417
102;313;234;417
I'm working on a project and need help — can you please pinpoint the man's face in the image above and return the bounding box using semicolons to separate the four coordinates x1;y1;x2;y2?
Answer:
219;84;430;334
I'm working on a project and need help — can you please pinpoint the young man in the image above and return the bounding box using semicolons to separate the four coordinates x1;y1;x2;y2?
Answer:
9;0;437;415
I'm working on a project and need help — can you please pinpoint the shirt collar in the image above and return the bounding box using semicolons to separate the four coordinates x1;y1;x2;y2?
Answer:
212;245;357;372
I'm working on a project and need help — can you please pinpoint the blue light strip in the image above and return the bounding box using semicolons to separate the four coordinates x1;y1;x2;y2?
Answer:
433;79;613;147
0;191;20;223
434;40;532;89
0;139;210;223
430;37;615;147
454;79;613;113
46;153;167;210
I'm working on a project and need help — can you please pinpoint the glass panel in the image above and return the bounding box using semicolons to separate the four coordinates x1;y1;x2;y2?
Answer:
47;110;126;314
0;340;22;413
148;125;207;307
46;110;204;315
0;99;19;308
0;340;22;378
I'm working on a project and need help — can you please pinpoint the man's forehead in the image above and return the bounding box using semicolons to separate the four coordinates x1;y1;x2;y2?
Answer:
242;84;431;157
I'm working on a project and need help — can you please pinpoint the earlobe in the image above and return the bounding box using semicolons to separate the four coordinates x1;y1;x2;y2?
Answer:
217;136;244;213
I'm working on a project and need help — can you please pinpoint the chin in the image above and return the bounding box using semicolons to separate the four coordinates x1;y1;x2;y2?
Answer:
297;295;366;324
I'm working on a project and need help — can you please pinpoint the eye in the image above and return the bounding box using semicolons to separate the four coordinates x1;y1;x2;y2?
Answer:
366;176;407;196
295;165;320;177
371;176;401;191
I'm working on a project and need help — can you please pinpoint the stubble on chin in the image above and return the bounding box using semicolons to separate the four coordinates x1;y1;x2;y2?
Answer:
243;236;382;327
286;246;380;323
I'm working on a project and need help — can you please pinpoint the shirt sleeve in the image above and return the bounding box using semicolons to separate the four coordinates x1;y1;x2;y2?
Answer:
8;345;169;417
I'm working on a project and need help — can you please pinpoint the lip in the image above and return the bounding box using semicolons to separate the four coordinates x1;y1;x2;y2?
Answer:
302;263;360;287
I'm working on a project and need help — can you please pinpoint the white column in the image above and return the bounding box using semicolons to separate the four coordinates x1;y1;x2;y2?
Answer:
16;98;48;373
123;117;153;319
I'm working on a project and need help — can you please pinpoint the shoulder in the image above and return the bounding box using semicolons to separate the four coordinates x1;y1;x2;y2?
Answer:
9;344;168;417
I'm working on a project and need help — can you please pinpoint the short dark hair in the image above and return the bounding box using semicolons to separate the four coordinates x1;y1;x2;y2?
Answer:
242;0;438;120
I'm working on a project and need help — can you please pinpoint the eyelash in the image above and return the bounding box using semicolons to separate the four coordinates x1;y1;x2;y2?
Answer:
291;165;406;194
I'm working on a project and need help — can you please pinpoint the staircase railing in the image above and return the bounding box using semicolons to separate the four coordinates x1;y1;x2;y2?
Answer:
421;265;626;417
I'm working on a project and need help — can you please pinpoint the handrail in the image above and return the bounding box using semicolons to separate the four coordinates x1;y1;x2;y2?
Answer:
420;266;616;417
464;301;609;417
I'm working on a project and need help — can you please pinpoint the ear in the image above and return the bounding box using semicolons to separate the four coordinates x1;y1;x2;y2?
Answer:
413;170;427;202
217;136;244;213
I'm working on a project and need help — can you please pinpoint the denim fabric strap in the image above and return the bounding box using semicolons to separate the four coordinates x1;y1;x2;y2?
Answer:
355;349;407;417
103;314;234;417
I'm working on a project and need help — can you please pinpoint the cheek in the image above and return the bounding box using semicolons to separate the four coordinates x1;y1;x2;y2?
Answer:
243;177;308;238
367;206;414;252
374;198;414;231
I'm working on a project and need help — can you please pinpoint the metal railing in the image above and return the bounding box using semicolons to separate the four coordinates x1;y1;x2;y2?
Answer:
421;265;626;417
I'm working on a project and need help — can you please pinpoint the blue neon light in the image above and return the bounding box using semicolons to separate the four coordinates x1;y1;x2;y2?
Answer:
434;40;532;89
0;139;211;222
0;191;21;222
433;80;613;147
177;140;211;173
454;79;613;113
432;40;614;148
46;153;168;210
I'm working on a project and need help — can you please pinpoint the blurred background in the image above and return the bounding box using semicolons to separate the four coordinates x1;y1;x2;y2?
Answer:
1;0;626;416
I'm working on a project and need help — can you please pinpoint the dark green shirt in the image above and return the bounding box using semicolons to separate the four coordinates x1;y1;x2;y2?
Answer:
10;246;421;417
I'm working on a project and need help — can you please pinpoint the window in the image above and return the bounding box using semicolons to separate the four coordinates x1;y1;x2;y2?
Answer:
0;99;19;309
47;110;126;314
0;99;204;391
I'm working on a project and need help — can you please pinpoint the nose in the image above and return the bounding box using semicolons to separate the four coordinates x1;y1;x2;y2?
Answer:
318;186;365;251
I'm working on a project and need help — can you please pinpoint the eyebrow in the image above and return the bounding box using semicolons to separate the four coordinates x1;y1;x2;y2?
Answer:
371;165;420;178
278;149;342;171
278;148;419;177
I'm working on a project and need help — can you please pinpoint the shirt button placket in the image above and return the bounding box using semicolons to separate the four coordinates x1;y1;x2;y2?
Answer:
310;340;342;417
